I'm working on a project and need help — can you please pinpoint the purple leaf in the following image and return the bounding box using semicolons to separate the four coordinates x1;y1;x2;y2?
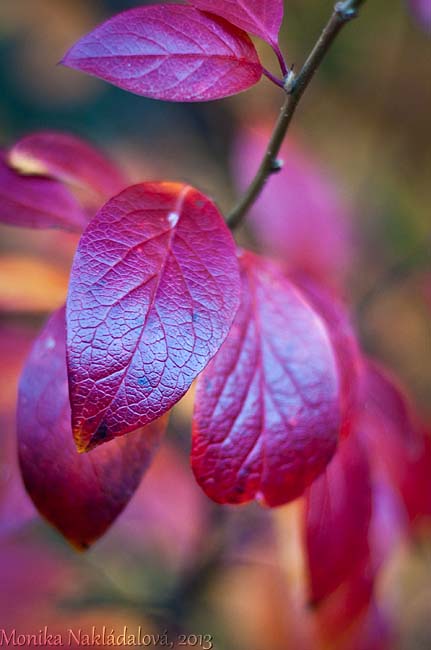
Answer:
0;152;87;232
232;126;355;286
67;182;240;452
192;251;342;507
17;307;166;549
409;0;431;32
188;0;284;48
8;131;127;203
62;5;263;102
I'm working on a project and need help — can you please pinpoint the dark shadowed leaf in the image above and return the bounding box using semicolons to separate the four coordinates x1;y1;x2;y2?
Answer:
305;430;372;604
192;251;343;507
0;152;87;232
62;5;262;102
8;131;127;203
17;307;166;549
189;0;284;47
67;182;240;452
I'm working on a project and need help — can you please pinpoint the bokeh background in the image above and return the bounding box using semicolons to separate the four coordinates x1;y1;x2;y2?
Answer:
0;1;430;649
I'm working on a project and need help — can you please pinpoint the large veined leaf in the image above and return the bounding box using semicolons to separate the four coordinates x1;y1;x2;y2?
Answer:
192;251;343;507
67;182;240;452
188;0;284;48
62;5;262;102
0;152;86;232
17;307;166;549
8;131;127;203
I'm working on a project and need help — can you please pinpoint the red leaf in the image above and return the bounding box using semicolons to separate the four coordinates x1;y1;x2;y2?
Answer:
8;131;127;203
17;307;166;549
305;431;372;604
0;152;87;232
188;0;283;48
315;564;375;645
359;361;431;524
409;0;431;32
67;182;240;452
232;126;354;285
192;251;342;507
295;276;361;437
62;5;262;102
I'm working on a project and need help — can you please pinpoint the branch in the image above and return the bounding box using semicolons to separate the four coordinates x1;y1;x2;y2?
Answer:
227;0;368;230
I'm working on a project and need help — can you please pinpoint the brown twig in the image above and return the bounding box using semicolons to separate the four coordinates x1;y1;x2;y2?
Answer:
227;0;368;230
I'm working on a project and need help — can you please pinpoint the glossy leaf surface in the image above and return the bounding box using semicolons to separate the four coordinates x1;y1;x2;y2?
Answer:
17;307;166;549
8;131;126;202
67;182;240;451
305;431;372;604
192;251;342;507
189;0;283;47
62;5;262;102
0;152;86;232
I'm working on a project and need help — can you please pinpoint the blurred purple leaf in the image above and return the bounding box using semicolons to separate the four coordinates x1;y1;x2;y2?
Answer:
0;152;87;232
8;131;127;203
232;126;355;285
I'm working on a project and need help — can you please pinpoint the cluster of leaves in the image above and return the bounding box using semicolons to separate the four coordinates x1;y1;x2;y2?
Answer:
1;2;430;644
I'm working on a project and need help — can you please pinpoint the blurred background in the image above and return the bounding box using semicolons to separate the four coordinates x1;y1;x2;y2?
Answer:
0;1;430;648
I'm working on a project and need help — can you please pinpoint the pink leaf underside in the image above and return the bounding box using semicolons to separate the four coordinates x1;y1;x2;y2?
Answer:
17;307;166;549
232;126;354;284
61;5;262;102
0;151;87;232
305;430;372;605
192;251;342;507
67;182;240;452
8;131;127;202
188;0;283;46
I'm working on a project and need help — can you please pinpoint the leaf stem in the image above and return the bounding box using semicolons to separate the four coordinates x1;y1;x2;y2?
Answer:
272;42;289;77
227;0;367;230
262;67;285;89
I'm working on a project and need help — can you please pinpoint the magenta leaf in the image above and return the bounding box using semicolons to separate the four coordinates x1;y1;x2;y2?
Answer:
305;430;372;604
67;182;240;452
0;151;87;232
192;251;343;507
358;360;431;524
62;5;262;102
8;131;127;203
17;307;166;549
188;0;284;48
